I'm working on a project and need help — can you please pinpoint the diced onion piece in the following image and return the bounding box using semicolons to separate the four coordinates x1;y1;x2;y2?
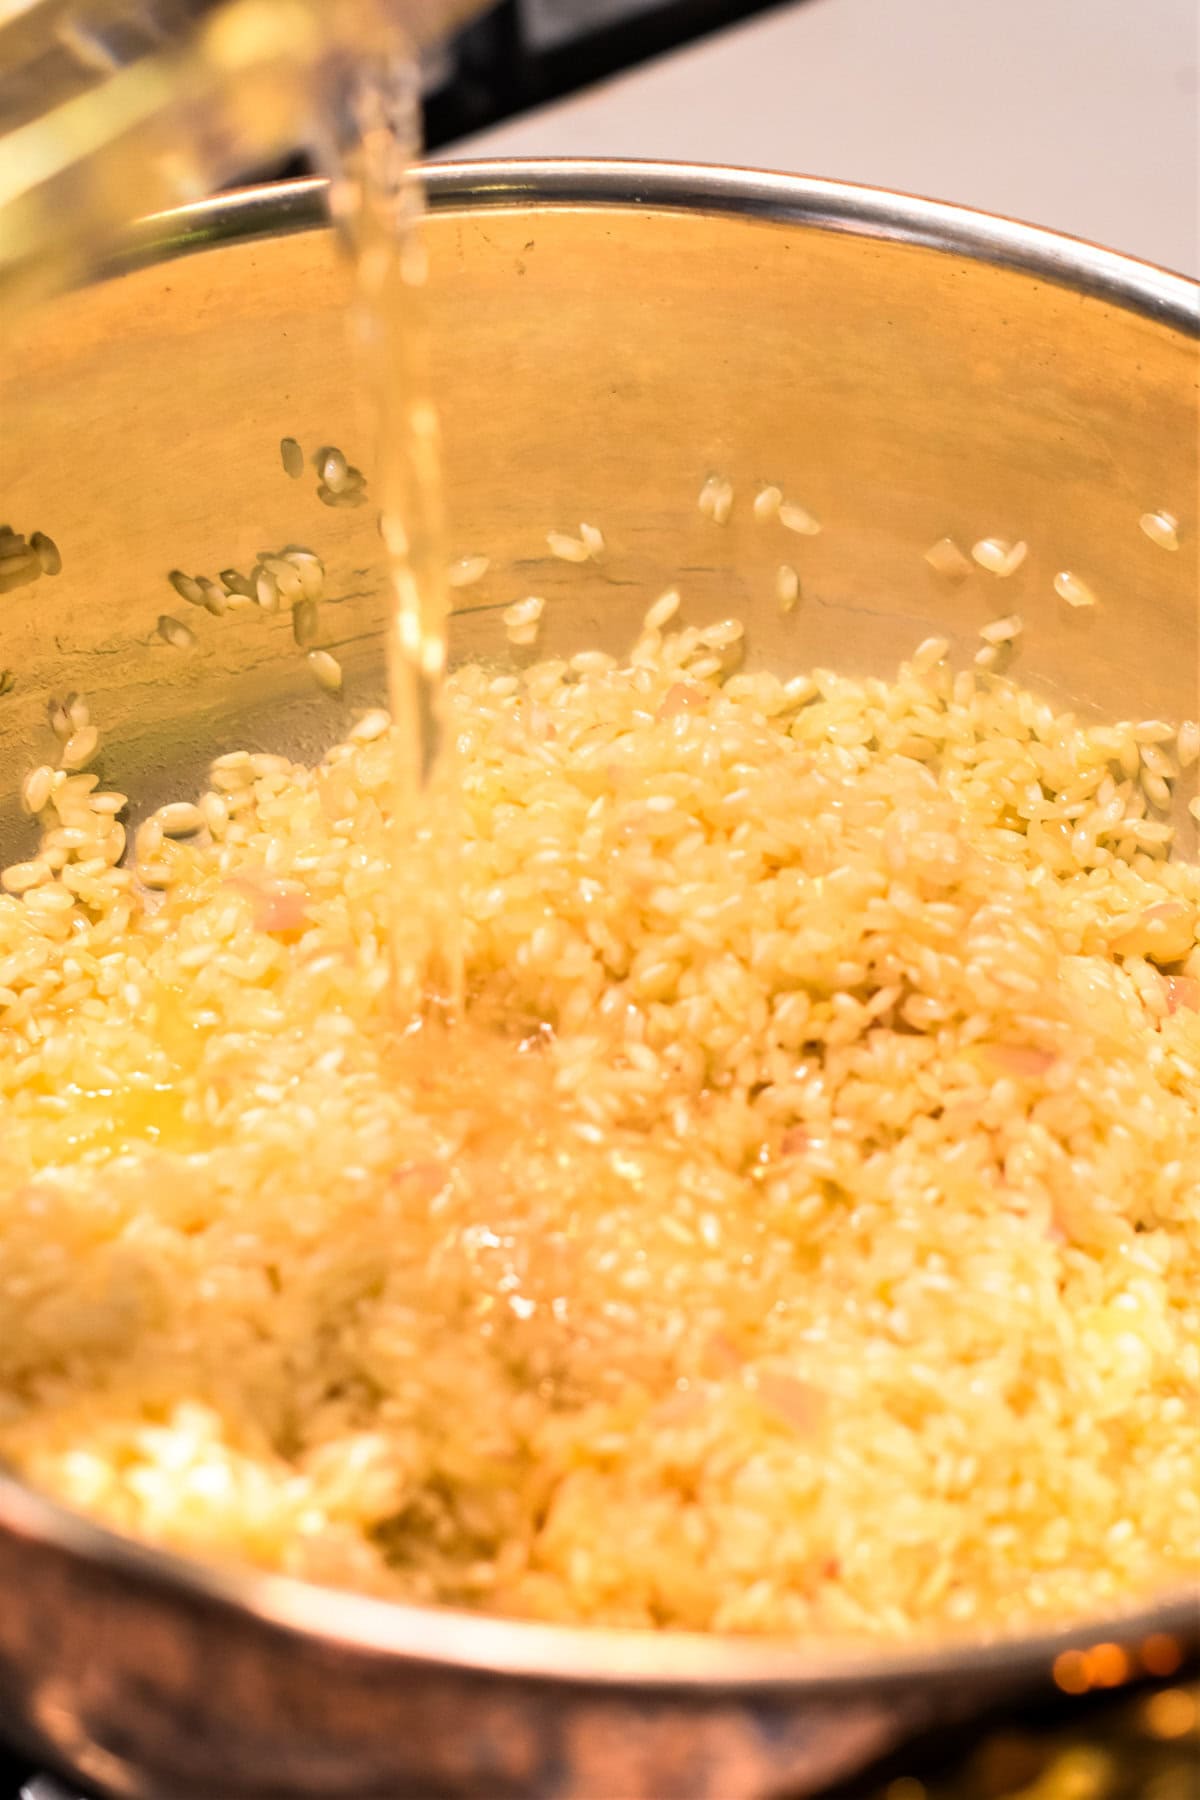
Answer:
658;683;708;718
228;876;310;934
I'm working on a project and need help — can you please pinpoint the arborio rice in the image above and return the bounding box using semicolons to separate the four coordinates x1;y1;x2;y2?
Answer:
0;620;1198;1642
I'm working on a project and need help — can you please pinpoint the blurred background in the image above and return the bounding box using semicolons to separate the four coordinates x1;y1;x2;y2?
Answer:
270;0;1198;276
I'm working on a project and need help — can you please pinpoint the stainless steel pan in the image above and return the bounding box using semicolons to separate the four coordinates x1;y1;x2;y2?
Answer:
0;162;1196;1800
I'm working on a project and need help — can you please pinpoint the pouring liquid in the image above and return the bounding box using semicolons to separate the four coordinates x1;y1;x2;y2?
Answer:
319;45;462;1017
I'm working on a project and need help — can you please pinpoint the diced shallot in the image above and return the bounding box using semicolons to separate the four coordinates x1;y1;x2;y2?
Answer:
658;683;709;719
227;876;310;934
1164;974;1200;1013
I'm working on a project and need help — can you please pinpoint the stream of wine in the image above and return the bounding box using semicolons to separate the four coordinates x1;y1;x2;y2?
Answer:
321;43;463;1015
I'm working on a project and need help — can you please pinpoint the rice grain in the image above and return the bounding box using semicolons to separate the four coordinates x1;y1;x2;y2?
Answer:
698;477;734;524
319;447;350;493
779;501;821;536
911;634;950;672
448;556;490;589
158;615;197;650
30;532;61;576
1055;570;1097;608
255;568;281;613
979;614;1023;645
307;650;344;694
292;599;321;648
198;579;228;617
168;571;204;607
59;726;99;772
643;590;681;632
0;858;51;895
20;766;54;816
1139;510;1179;552
972;539;1027;577
262;558;303;600
775;564;800;612
153;802;205;838
546;531;590;563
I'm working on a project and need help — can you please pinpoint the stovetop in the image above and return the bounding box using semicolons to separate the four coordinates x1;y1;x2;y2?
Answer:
3;1679;1196;1800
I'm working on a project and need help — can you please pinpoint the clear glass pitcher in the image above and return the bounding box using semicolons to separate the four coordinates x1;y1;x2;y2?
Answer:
0;0;481;307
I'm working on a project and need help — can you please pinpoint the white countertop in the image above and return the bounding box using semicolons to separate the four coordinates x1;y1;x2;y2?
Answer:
443;0;1200;276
